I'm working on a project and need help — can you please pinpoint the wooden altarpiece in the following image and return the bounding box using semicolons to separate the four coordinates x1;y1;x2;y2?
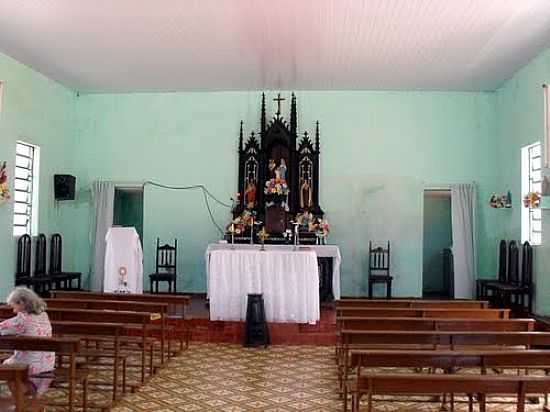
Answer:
233;93;324;243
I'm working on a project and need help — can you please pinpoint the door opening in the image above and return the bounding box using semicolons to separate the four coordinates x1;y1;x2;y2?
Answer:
422;189;453;299
113;187;144;244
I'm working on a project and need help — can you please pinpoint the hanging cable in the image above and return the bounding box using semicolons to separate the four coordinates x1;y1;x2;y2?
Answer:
144;181;232;236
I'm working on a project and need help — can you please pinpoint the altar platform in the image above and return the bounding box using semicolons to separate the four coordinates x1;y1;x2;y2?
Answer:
182;294;337;346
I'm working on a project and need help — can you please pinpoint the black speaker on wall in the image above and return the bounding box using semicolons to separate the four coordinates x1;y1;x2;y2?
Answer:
54;174;76;201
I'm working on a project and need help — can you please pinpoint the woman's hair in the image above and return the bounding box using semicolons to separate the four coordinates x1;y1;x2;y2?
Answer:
6;287;47;315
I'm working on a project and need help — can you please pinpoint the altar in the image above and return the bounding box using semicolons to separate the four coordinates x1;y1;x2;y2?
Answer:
207;247;320;323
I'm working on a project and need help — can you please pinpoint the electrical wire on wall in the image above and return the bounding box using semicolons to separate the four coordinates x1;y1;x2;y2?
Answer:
144;181;232;236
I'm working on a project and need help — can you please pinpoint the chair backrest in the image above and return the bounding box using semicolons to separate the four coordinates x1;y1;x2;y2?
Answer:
369;241;390;276
521;241;533;286
15;234;31;280
49;233;63;274
497;239;507;282
34;234;47;277
508;240;519;284
155;238;177;275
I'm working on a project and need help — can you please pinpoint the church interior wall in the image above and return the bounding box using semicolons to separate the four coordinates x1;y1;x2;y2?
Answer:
494;47;550;315
0;52;77;299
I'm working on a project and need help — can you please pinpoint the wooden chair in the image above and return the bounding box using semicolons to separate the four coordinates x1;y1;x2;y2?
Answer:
49;233;82;290
32;234;52;294
367;241;392;298
149;238;178;294
477;239;507;299
14;234;32;287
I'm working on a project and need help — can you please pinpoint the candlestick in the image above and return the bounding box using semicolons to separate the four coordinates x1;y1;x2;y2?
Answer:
250;217;254;245
231;224;235;248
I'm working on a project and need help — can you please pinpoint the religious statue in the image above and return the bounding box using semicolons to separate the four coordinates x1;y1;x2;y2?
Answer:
278;159;287;181
300;178;312;209
268;159;276;178
244;180;256;209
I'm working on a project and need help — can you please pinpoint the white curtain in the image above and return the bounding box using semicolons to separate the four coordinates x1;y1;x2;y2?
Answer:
451;183;477;299
90;181;115;291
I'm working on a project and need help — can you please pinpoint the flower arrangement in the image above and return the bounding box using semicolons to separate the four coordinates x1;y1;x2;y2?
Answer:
227;210;255;234
264;178;289;196
296;212;330;237
523;192;541;208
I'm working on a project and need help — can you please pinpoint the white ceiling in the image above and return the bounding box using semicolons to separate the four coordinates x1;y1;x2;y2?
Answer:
1;0;550;92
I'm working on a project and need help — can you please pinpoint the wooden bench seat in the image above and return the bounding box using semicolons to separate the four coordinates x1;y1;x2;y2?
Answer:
0;336;85;412
336;299;489;309
344;349;550;412
337;307;510;319
350;373;550;412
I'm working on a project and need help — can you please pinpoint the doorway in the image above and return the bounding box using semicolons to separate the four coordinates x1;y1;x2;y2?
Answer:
113;187;144;244
422;189;453;298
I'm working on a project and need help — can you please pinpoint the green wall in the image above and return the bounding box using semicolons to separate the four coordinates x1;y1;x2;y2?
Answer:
0;53;77;299
72;91;498;296
422;193;452;295
495;48;550;315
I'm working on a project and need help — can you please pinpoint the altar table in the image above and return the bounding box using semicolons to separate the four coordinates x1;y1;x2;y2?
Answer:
207;248;320;323
206;244;342;300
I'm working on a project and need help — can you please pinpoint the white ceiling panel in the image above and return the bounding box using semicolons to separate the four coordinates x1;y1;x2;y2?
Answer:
1;0;550;92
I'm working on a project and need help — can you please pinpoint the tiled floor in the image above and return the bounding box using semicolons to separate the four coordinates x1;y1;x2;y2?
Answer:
109;343;546;412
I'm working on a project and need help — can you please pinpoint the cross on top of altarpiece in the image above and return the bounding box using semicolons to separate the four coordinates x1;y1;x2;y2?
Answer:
273;93;286;118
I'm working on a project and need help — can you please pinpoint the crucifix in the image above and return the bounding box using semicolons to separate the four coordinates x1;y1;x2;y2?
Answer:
273;93;286;118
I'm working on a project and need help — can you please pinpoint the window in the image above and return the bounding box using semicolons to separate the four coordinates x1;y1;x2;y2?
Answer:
13;141;40;236
521;142;542;245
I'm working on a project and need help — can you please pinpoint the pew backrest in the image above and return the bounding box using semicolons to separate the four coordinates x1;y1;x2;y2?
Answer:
338;317;534;331
44;298;168;315
336;299;488;309
337;307;509;319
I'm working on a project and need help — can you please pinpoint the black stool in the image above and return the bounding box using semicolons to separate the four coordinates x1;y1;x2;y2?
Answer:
243;293;270;347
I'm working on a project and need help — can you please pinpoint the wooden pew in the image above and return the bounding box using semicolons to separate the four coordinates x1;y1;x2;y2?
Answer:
336;299;489;309
0;307;156;384
337;307;510;319
338;330;550;396
338;317;534;331
0;336;85;412
345;349;550;412
45;298;171;363
51;321;127;402
351;373;550;412
49;291;190;318
0;365;31;412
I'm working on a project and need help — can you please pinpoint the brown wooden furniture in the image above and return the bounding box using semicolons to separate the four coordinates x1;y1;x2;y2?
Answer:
0;307;156;384
0;365;30;412
14;234;32;288
337;307;510;319
49;233;82;290
345;349;550;412
337;317;534;332
50;321;127;403
45;298;171;363
0;335;85;412
351;373;550;412
149;238;178;294
49;291;191;318
336;299;489;309
368;241;392;299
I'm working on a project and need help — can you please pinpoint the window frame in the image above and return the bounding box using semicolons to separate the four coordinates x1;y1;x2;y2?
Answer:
521;141;542;245
13;141;40;237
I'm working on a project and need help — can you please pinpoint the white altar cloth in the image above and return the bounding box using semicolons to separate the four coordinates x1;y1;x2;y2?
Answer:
206;244;342;299
104;227;143;293
208;249;320;323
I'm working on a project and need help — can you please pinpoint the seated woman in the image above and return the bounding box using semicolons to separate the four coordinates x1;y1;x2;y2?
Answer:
0;287;54;396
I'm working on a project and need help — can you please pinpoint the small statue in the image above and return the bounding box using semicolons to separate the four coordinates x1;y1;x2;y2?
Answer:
300;178;312;209
268;159;276;178
244;180;256;209
278;159;287;181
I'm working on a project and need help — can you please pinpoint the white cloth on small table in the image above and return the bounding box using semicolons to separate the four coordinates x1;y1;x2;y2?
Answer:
208;249;320;323
104;227;143;293
206;243;342;299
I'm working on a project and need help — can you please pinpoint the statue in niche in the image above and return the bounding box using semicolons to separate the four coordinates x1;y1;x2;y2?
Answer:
277;159;287;181
268;159;277;179
244;180;257;209
300;178;313;209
